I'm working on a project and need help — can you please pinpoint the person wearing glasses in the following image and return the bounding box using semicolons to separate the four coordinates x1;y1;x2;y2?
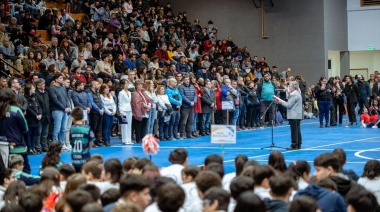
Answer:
70;53;87;72
314;77;333;128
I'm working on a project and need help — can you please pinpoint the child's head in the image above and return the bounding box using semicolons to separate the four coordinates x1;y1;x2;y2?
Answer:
71;107;84;122
363;108;368;114
370;109;377;116
181;165;200;184
8;154;24;170
313;153;340;180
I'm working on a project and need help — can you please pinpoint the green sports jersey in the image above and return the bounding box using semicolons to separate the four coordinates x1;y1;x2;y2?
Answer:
69;124;95;167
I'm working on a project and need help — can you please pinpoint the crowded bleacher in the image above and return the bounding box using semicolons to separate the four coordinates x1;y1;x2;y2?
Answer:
0;0;379;211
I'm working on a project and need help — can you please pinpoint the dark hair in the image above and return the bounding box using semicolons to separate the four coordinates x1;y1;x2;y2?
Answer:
104;158;122;183
269;174;294;196
205;162;224;178
314;153;340;172
123;157;139;173
119;174;150;198
235;155;248;176
80;203;104;212
181;165;200;181
204;154;223;166
289;195;319;212
71;107;84;120
0;202;25;212
41;141;62;169
134;158;152;170
168;148;188;164
243;160;260;169
203;187;230;211
39;167;60;194
234;192;266;212
58;164;76;180
23;83;35;96
157;183;185;212
65;190;94;212
0;168;13;185
195;171;221;194
89;154;104;164
346;188;378;212
3;181;27;202
286;160;311;182
150;177;176;200
332;148;346;171
229;176;255;200
362;160;380;180
101;188;120;207
82;161;102;179
78;184;101;202
252;165;275;185
268;150;287;173
74;80;83;89
18;192;43;212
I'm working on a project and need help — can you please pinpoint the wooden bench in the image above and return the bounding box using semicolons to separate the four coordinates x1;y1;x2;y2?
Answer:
36;30;50;42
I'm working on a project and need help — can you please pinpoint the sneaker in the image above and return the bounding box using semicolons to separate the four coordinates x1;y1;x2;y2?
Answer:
372;126;378;128
61;145;70;152
259;126;264;129
362;123;367;128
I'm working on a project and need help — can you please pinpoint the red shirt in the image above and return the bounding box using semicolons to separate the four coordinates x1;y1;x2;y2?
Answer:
73;73;87;84
370;114;378;123
360;114;370;124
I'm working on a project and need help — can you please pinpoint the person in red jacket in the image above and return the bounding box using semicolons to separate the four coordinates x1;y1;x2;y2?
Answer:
154;44;175;68
192;76;203;137
360;108;370;127
72;66;87;84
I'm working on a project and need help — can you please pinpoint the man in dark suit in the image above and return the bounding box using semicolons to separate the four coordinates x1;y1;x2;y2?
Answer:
372;76;380;101
200;80;216;136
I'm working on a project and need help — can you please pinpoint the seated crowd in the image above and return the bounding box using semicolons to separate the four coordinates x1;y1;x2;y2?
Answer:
0;146;379;212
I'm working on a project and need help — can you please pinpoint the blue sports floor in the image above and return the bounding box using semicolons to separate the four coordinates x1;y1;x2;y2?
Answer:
29;118;380;176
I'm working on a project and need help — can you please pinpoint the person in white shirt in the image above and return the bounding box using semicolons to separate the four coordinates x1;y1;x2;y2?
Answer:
118;79;133;144
222;154;248;193
156;85;172;140
160;148;188;185
94;159;121;194
287;160;311;191
228;176;255;212
181;165;202;212
100;84;116;146
357;160;380;204
0;169;16;201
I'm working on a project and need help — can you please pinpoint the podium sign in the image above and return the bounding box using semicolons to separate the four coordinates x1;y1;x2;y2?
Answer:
211;125;236;144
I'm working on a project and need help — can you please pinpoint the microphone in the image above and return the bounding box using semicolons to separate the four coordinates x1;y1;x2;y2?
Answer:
275;89;287;92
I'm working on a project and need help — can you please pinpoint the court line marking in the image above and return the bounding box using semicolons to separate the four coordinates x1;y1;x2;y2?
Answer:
253;159;368;164
354;148;380;160
222;136;380;163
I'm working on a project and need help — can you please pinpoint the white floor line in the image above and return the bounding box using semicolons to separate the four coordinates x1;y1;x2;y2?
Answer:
354;148;380;160
253;159;369;164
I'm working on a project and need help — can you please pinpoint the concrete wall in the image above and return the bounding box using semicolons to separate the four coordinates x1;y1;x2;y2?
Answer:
347;0;380;51
350;51;380;79
162;0;326;84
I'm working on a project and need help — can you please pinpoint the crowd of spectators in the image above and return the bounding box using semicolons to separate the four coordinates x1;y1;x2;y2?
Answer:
0;0;380;211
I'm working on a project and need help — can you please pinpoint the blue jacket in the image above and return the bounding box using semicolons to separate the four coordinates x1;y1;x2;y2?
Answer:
179;83;197;108
296;185;346;212
124;58;137;70
49;85;70;111
165;86;182;106
358;81;371;99
72;90;91;110
176;62;189;73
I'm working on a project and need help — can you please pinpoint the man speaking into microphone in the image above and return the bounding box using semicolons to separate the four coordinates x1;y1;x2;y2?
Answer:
273;81;303;150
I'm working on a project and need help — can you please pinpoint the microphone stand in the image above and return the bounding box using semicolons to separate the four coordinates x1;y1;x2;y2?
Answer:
260;91;286;150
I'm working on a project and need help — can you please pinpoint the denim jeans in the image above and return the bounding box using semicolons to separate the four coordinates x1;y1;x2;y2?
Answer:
35;122;49;150
201;113;211;133
317;100;332;124
169;110;180;138
102;113;114;142
146;108;156;134
192;113;198;132
52;110;68;144
232;109;240;126
238;103;246;128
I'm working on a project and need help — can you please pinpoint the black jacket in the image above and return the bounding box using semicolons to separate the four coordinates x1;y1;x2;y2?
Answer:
315;83;333;101
200;88;215;114
344;83;359;103
372;81;380;99
25;94;41;128
15;91;28;113
34;89;51;123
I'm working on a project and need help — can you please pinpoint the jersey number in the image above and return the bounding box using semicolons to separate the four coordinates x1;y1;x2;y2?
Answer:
73;140;83;153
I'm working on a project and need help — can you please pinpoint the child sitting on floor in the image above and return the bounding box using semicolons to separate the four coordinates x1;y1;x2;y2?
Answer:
8;154;40;186
360;108;371;128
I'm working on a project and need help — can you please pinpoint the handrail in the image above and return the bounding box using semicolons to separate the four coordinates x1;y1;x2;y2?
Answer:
261;0;269;39
0;56;22;77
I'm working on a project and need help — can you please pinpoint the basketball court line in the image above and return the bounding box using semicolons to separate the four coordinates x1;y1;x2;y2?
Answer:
354;148;380;160
253;159;368;164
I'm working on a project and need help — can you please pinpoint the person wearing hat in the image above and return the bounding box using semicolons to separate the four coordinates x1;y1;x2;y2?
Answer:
8;154;40;185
